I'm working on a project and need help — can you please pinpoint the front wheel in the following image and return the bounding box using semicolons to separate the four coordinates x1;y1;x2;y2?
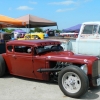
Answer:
58;65;89;98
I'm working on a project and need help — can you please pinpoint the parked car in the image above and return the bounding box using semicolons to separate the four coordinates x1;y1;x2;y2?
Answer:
0;40;100;98
17;32;44;40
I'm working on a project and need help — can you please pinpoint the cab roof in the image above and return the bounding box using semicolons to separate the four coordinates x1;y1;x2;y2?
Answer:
83;21;100;25
6;40;61;47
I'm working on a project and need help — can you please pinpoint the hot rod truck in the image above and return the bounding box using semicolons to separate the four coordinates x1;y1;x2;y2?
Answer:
0;39;100;98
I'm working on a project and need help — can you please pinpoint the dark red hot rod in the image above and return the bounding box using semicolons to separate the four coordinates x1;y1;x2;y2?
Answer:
0;40;100;98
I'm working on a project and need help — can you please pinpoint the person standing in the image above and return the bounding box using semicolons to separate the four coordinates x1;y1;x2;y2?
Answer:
44;30;49;38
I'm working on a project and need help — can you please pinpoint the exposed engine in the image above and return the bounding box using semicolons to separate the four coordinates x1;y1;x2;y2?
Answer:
49;61;71;82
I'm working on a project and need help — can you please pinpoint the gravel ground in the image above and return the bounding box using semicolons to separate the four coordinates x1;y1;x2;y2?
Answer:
0;75;100;100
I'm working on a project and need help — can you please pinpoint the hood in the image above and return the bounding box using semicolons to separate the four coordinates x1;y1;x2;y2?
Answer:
39;51;98;64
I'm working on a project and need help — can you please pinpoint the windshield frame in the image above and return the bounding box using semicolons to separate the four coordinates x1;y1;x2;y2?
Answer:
82;24;99;34
34;44;63;55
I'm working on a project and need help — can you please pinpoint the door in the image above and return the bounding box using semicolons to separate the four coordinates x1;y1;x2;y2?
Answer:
33;56;49;81
7;45;35;78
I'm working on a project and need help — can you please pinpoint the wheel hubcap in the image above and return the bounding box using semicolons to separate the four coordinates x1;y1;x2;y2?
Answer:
62;72;81;93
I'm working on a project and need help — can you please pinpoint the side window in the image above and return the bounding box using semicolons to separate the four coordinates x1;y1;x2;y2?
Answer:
82;25;98;34
7;45;13;52
14;45;32;54
98;27;100;34
93;25;98;33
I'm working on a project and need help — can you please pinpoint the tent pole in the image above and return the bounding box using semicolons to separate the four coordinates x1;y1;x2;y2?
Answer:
25;26;27;33
57;25;58;29
28;24;30;33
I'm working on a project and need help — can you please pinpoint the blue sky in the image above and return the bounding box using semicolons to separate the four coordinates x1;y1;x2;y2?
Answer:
0;0;100;30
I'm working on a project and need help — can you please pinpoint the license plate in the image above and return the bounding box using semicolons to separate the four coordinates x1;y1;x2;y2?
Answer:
97;78;100;86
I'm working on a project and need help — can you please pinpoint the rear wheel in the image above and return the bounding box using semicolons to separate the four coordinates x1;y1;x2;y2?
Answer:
0;55;6;77
58;65;89;98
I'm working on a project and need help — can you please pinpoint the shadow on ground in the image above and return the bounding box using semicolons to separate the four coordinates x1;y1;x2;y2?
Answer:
2;74;100;99
80;86;100;99
2;74;58;85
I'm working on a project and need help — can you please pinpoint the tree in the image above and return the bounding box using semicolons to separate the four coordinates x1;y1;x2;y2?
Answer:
33;27;43;32
55;29;61;33
30;29;34;33
2;28;15;33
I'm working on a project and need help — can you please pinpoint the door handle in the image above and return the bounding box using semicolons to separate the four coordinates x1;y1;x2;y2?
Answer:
12;55;16;58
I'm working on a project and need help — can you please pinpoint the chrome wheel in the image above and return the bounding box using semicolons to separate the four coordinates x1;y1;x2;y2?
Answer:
62;72;81;93
58;65;89;98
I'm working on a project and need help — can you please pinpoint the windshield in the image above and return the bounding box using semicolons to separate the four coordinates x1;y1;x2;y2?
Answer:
82;25;98;34
35;44;63;54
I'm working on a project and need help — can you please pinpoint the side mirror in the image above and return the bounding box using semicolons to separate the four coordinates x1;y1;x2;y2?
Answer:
27;48;32;53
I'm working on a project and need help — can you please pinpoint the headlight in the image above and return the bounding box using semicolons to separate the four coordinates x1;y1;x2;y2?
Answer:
81;64;88;74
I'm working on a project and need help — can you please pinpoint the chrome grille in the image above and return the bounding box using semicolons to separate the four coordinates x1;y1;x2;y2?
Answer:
98;60;100;75
92;60;98;77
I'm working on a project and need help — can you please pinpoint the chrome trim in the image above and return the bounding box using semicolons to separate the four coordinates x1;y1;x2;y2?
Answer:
92;60;100;86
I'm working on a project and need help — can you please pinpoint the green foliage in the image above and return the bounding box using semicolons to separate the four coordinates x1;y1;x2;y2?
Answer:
30;29;34;33
33;27;43;32
2;28;15;33
55;29;61;33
